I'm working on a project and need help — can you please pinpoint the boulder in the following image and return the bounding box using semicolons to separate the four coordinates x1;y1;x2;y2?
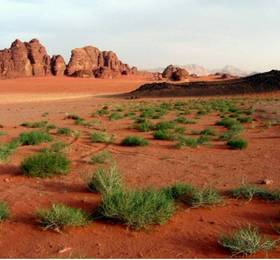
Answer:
162;65;189;81
51;55;66;76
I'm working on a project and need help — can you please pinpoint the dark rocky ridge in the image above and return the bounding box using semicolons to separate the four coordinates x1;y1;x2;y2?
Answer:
126;70;280;98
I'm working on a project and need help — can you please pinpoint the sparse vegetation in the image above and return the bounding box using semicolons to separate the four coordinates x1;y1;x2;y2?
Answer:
230;184;280;201
21;150;70;178
90;132;114;144
90;150;112;164
37;203;90;230
0;139;21;162
98;188;175;230
87;166;123;193
0;202;9;222
19;131;52;145
183;187;222;207
219;225;277;256
57;127;72;136
227;138;248;150
109;112;124;121
21;121;48;128
162;183;193;200
121;136;149;146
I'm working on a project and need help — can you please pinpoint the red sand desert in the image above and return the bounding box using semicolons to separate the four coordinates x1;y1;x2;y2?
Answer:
0;76;279;258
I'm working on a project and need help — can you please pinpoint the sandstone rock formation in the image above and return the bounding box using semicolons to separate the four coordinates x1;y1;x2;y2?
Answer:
50;55;66;76
0;38;151;79
162;65;189;81
0;39;51;78
66;46;136;78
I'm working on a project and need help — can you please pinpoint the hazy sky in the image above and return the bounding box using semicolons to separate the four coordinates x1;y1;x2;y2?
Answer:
0;0;279;72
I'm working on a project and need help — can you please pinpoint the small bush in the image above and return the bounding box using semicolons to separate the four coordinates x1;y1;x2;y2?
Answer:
121;136;149;146
0;139;21;162
90;151;112;164
200;127;216;136
227;138;248;150
219;226;277;256
162;183;193;200
216;118;239;129
90;132;114;144
19;131;52;145
21;151;70;178
37;203;90;230
230;184;280;201
175;136;204;148
0;202;9;221
21;121;48;128
48;142;68;153
154;121;176;131
87;166;123;194
175;117;196;124
219;129;241;141
134;118;154;132
97;188;175;230
0;131;7;136
238;116;253;123
153;129;176;141
109;112;124;121
57;127;72;136
183;187;222;207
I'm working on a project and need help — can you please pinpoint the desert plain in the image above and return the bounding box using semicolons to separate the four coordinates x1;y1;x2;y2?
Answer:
0;75;279;258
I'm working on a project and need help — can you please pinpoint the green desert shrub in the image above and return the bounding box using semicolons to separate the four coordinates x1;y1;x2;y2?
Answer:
219;129;241;141
175;135;209;148
57;127;72;136
183;187;222;207
19;131;52;145
37;203;90;230
154;121;176;131
0;131;7;136
109;112;124;121
0;202;9;221
219;225;277;256
216;118;239;129
230;184;280;201
134;118;154;132
153;129;176;141
121;136;149;146
227;138;248;150
200;127;216;136
238;116;253;123
97;188;175;230
0;139;21;162
90;132;114;144
90;150;112;165
21;151;70;178
162;183;193;200
87;166;123;194
175;117;196;124
21;121;48;128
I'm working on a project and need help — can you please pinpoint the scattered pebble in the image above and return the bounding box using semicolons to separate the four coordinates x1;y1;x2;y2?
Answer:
259;179;273;185
58;247;72;254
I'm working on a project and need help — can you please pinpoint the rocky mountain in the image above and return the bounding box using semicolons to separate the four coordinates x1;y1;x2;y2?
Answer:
0;39;139;79
211;65;250;77
147;64;252;77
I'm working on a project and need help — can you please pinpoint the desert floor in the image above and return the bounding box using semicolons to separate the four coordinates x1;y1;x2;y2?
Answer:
0;77;279;258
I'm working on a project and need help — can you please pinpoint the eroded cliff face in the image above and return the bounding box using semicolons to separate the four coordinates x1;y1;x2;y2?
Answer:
0;39;53;78
66;47;134;78
0;39;144;79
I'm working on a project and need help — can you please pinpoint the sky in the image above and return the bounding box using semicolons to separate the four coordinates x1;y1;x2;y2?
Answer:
0;0;279;72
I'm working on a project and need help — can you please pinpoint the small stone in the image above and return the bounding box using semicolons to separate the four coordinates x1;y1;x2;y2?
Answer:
58;247;72;254
259;179;273;185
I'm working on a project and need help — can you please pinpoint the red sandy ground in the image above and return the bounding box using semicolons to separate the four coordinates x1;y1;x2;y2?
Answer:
0;76;279;258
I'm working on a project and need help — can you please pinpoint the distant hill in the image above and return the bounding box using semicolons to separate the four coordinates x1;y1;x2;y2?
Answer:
147;64;253;77
126;70;280;98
